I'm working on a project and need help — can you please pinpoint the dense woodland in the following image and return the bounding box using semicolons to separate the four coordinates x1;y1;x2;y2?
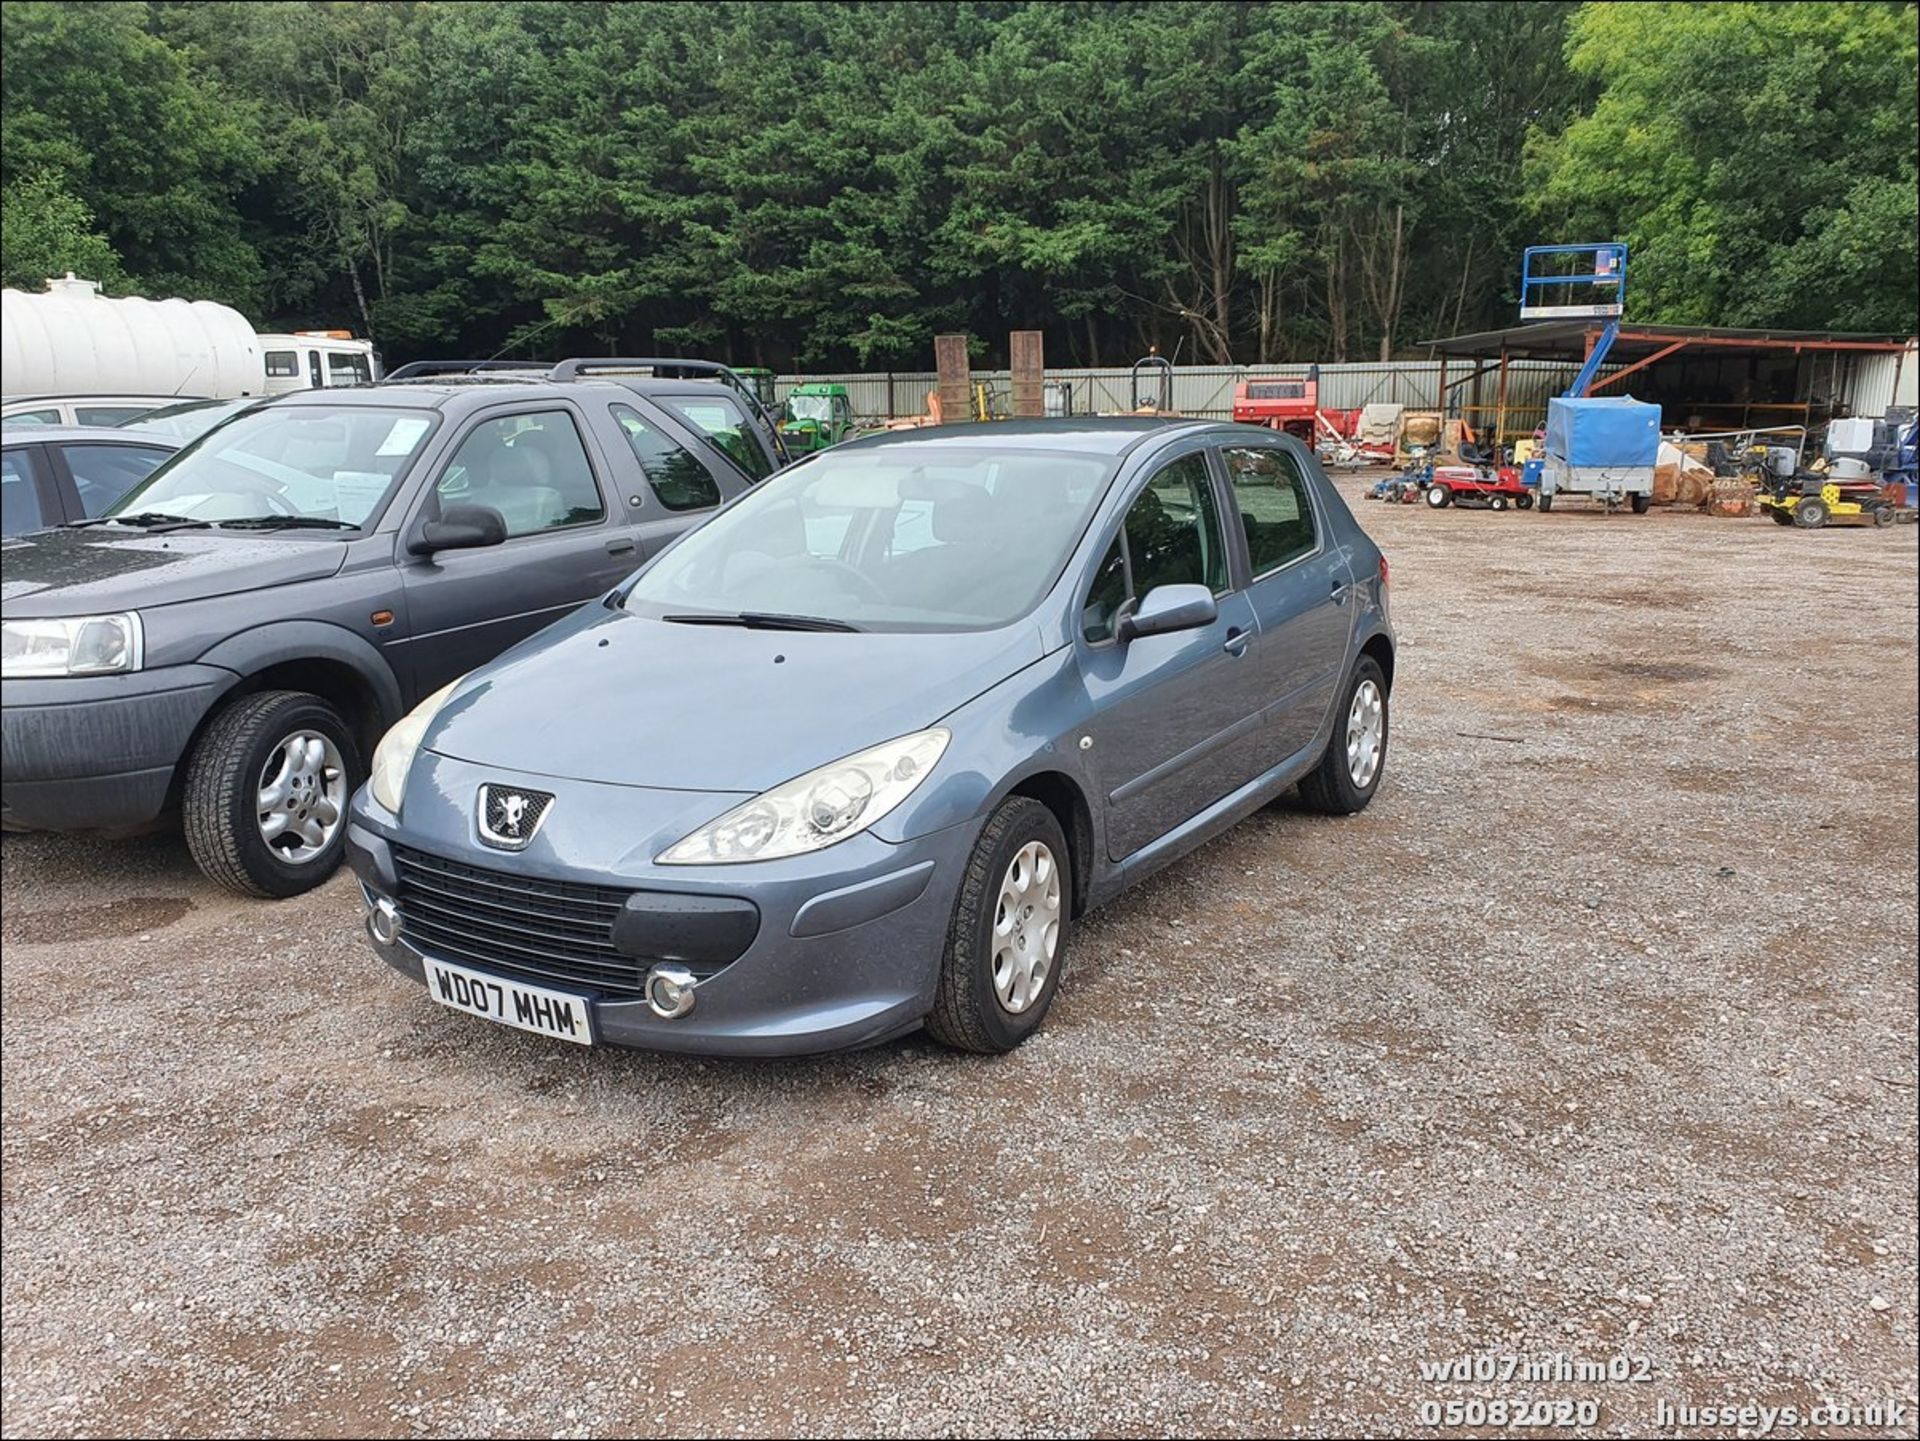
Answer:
3;1;1915;370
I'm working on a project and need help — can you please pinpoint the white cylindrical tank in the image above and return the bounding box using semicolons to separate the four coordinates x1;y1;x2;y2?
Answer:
1;275;265;398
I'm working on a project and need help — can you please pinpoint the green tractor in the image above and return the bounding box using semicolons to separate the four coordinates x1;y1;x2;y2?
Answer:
779;382;859;455
734;367;779;412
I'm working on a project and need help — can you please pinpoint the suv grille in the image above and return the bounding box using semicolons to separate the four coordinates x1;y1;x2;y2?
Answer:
392;845;644;998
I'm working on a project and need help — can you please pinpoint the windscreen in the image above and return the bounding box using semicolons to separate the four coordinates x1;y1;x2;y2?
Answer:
624;447;1112;631
788;394;835;422
108;406;436;526
119;398;253;442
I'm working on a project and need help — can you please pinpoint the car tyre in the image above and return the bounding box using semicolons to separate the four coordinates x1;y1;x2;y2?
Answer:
1298;656;1390;816
927;796;1073;1054
1630;492;1652;514
183;690;361;898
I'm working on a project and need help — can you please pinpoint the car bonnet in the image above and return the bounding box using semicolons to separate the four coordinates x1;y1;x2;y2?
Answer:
424;604;1044;794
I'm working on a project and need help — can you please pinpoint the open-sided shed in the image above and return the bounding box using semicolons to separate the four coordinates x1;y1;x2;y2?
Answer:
1418;321;1912;445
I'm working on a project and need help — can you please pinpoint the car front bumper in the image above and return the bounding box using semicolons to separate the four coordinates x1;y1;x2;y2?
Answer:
346;750;978;1057
0;665;230;832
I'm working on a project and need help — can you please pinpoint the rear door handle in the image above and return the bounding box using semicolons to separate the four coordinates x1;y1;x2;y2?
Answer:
1330;577;1353;605
606;537;636;556
1223;627;1250;657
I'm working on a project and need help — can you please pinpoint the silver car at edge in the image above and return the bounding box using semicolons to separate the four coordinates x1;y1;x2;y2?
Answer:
346;417;1395;1057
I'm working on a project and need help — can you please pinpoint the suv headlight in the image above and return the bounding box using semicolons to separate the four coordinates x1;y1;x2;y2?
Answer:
658;727;950;865
0;613;144;677
368;679;462;814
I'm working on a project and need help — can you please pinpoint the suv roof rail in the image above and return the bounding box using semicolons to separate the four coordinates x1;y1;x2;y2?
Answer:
547;356;741;384
384;359;549;381
550;357;789;463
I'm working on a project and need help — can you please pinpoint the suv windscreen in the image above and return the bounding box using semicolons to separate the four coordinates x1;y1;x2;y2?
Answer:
119;397;255;442
108;406;436;526
624;447;1110;632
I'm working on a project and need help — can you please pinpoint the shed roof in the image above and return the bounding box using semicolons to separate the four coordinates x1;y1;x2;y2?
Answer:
1418;321;1912;360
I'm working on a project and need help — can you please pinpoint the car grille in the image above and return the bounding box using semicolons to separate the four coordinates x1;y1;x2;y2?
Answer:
392;845;646;998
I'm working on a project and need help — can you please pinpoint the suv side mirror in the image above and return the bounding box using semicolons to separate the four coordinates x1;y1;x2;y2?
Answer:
409;503;507;557
1118;583;1218;641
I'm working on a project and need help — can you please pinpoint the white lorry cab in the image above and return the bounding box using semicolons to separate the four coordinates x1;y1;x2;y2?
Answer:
256;330;380;393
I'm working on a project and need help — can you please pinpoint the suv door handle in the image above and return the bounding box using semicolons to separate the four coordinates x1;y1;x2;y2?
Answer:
1223;627;1250;657
606;537;636;557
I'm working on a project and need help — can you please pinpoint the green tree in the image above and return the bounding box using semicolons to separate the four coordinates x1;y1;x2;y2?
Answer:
1530;1;1919;333
0;173;128;291
1;0;266;307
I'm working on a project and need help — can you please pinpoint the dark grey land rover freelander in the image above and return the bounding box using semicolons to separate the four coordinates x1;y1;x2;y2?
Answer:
0;360;785;896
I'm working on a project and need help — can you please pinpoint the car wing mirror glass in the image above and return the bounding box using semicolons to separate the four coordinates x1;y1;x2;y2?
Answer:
410;502;507;556
1118;583;1217;641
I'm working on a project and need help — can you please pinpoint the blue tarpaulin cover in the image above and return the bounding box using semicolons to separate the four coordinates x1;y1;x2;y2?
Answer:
1545;395;1660;467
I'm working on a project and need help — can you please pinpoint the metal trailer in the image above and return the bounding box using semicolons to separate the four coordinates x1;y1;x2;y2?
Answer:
1537;394;1661;513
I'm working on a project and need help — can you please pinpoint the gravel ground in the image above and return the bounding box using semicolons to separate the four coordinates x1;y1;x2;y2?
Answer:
3;481;1916;1439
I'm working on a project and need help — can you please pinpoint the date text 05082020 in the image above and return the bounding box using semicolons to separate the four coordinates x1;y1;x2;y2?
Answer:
1416;1399;1602;1429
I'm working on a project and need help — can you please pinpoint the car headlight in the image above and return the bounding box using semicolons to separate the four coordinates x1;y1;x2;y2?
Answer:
657;727;950;865
0;613;144;677
368;679;462;815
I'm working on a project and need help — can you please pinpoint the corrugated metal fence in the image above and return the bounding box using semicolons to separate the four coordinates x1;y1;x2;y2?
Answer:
776;360;1599;430
1850;344;1918;417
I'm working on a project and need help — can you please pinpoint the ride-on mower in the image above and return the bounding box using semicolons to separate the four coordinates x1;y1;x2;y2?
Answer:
1751;456;1898;529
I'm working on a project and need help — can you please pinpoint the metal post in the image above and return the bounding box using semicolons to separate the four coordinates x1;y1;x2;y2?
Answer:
1494;343;1510;451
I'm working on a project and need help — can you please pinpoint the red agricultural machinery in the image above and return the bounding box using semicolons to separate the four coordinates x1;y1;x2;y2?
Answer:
1231;367;1361;452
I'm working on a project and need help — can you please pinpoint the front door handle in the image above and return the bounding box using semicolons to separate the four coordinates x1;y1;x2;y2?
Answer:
1223;627;1250;657
606;537;636;557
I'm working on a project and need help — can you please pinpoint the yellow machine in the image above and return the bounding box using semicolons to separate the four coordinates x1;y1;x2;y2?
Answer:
1755;480;1894;529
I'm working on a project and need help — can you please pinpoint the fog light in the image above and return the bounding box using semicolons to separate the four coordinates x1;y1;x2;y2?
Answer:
645;964;697;1019
367;897;401;946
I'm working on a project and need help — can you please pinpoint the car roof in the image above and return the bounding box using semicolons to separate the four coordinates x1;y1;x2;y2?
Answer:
2;393;205;404
2;425;180;446
268;376;745;413
836;416;1220;457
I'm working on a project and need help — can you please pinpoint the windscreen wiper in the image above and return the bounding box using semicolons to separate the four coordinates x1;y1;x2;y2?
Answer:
67;512;212;532
215;515;359;531
663;611;862;633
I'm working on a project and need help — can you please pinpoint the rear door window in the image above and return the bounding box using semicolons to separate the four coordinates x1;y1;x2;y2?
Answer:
75;405;158;427
1221;446;1317;576
57;442;171;518
662;395;772;481
5;409;61;426
610;404;722;512
1;448;50;535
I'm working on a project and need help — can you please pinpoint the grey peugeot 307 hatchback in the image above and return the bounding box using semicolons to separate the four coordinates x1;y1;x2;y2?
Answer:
348;417;1395;1056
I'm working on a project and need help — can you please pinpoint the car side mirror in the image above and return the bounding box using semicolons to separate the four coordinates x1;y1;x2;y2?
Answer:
409;503;507;557
1118;583;1218;641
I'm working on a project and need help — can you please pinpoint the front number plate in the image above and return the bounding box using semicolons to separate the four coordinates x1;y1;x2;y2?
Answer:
424;958;595;1046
